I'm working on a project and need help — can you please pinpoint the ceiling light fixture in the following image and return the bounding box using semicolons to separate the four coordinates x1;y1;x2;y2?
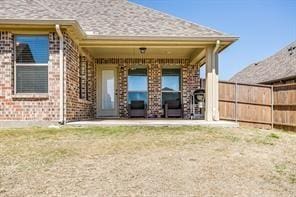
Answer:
139;47;147;54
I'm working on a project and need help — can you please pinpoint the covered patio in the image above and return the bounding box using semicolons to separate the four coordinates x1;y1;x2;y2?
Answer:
81;38;234;121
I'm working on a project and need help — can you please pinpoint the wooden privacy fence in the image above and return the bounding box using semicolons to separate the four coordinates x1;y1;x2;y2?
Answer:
273;83;296;130
219;81;296;130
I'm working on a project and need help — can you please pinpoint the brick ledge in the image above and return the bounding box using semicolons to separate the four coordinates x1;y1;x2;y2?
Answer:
78;98;93;104
12;93;49;99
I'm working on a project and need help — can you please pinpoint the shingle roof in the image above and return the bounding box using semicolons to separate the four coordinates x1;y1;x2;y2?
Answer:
0;0;235;38
0;0;61;20
230;41;296;84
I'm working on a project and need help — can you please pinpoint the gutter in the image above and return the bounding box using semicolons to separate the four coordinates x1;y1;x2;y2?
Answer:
55;24;65;124
85;35;239;42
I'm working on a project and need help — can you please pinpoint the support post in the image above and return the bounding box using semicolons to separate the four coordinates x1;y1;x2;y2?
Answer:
205;45;219;121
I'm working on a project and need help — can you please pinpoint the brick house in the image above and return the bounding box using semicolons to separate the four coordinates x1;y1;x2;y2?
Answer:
0;0;237;124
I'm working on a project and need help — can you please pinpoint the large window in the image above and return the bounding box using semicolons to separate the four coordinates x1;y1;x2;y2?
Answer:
15;35;49;93
128;68;148;104
161;68;181;106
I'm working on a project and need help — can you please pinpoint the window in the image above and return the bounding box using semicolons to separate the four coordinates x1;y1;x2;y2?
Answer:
15;35;49;93
161;68;181;106
128;67;148;104
79;57;89;100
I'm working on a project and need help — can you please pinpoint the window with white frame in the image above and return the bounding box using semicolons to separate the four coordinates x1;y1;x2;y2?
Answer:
161;68;181;107
15;35;49;93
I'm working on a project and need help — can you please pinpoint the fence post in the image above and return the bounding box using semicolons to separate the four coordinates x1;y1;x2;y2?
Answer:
235;82;238;122
271;85;274;129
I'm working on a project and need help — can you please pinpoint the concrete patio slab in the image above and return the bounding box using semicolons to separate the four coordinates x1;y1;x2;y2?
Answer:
67;119;239;128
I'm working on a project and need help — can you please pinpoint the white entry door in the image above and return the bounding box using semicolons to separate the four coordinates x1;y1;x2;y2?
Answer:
97;65;118;117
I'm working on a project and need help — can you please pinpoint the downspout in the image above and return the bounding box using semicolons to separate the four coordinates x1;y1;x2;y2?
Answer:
212;40;220;120
56;24;65;124
213;40;220;54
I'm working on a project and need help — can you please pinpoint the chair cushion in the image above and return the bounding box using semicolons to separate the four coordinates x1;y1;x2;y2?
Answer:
166;100;181;109
130;109;145;117
131;100;145;109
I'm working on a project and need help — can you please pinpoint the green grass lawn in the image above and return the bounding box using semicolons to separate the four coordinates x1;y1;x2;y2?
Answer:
0;126;295;196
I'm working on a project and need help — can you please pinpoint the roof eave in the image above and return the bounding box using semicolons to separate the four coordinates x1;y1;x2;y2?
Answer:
0;19;86;37
260;74;296;84
0;19;238;44
0;18;77;26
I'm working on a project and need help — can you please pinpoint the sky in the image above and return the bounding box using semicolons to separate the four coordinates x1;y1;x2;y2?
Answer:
131;0;296;80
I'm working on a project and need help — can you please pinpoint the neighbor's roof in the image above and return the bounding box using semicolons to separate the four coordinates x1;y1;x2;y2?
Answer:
230;41;296;84
0;0;236;39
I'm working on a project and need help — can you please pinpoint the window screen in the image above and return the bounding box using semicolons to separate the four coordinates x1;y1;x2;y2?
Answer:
15;35;49;93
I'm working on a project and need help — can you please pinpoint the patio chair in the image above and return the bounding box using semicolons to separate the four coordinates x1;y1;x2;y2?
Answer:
164;100;183;118
128;100;147;118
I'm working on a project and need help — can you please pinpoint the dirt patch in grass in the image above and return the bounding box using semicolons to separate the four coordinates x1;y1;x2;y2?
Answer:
0;126;295;196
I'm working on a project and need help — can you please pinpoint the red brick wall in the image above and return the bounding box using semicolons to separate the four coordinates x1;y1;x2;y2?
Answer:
117;61;129;118
64;33;96;121
0;31;96;122
147;63;162;118
182;64;200;119
0;31;60;121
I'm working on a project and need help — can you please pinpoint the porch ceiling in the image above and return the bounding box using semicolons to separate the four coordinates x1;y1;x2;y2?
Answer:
86;47;201;59
79;38;233;64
